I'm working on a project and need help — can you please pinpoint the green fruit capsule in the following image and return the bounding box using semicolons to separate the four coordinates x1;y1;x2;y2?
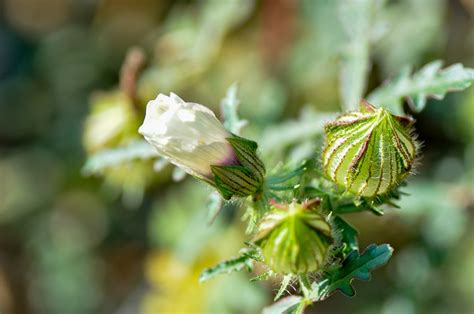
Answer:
322;100;418;197
253;201;333;274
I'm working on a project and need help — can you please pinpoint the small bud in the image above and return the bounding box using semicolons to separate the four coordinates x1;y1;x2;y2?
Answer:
83;91;140;153
253;200;333;274
322;100;418;197
139;93;265;199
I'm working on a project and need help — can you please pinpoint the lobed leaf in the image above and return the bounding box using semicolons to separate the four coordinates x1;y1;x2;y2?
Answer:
199;247;259;283
311;244;393;300
368;60;474;113
82;140;158;175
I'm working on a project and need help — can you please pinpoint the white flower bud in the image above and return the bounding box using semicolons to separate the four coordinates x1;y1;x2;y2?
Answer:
138;93;237;182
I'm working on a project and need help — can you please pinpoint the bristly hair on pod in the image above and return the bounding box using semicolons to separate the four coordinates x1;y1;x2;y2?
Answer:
321;99;421;198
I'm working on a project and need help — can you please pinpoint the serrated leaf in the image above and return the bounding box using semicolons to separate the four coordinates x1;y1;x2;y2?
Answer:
333;216;359;255
262;296;304;314
338;0;376;111
82;140;158;175
311;244;393;300
199;247;259;283
221;83;247;135
274;275;293;301
368;60;474;113
250;271;273;282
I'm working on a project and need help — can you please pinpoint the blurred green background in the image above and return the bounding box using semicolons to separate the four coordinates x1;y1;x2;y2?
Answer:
0;0;473;313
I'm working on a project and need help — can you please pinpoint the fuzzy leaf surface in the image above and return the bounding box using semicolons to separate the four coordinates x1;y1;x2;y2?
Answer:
199;247;259;283
368;60;474;113
82;140;158;175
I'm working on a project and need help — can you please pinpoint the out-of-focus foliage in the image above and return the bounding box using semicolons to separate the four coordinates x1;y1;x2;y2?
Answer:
338;0;377;111
0;0;473;313
368;60;474;113
143;182;267;314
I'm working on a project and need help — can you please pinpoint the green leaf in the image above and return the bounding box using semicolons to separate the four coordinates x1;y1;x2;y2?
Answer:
311;244;393;300
199;247;258;283
332;202;364;214
259;108;338;154
366;202;384;216
373;0;443;75
333;216;359;255
82;140;158;175
368;60;474;113
338;0;377;111
250;271;273;282
274;275;293;301
333;199;385;216
221;83;247;135
262;296;304;314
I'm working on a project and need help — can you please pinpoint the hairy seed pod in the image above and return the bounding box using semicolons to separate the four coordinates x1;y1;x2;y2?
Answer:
253;201;333;274
322;100;418;197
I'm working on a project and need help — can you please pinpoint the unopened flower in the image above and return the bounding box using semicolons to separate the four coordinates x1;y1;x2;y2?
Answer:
322;100;419;197
139;93;265;199
253;200;333;274
84;91;140;153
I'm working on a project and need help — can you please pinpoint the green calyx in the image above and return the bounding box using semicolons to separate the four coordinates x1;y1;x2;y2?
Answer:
253;201;333;274
211;135;265;200
322;100;418;197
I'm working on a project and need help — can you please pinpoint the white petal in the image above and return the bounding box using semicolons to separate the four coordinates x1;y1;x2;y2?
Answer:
138;92;233;178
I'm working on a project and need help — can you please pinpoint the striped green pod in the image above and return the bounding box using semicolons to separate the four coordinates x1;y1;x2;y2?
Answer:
211;136;265;200
322;100;418;197
253;201;333;274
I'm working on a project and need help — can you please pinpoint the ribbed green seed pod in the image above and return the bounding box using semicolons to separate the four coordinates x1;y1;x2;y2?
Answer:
253;201;333;274
322;100;418;197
